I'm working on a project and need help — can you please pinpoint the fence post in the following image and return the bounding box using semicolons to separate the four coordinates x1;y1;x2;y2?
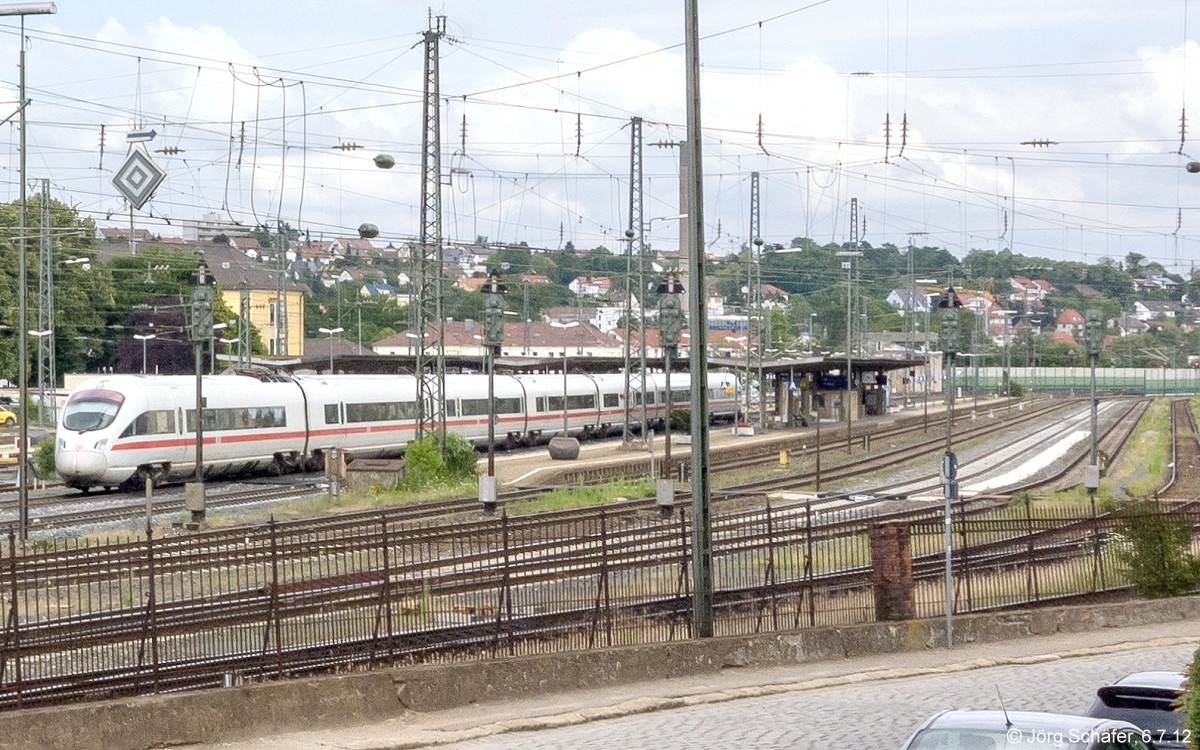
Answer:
588;510;612;648
134;527;160;694
669;508;691;640
259;517;282;679
372;515;394;666
957;496;973;612
793;500;815;629
491;511;514;657
2;529;21;707
756;499;778;632
1025;496;1039;602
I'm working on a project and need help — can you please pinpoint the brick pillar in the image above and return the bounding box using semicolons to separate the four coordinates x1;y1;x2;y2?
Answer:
870;521;915;621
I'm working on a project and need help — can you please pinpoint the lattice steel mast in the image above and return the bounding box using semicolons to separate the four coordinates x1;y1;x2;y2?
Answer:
416;15;448;448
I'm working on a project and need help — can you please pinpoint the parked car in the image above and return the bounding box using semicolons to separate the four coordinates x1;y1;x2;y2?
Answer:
901;709;1155;750
1087;672;1188;749
0;406;15;427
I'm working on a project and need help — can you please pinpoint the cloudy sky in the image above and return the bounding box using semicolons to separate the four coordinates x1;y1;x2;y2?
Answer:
6;1;1200;272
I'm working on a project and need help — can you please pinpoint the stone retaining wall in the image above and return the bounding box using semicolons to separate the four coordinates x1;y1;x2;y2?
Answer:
3;595;1198;750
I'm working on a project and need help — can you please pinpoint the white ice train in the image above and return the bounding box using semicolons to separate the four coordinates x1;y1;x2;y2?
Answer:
55;369;741;491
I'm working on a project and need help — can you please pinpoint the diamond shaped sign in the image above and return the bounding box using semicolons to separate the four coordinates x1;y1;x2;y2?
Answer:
112;145;166;209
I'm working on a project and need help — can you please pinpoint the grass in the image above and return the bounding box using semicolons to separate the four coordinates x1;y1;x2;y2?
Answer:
1101;397;1171;499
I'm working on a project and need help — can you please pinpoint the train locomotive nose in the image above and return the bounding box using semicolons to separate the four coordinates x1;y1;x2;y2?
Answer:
55;449;108;483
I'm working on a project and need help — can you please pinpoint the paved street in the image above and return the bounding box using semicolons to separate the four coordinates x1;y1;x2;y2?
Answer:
188;619;1200;750
432;644;1195;750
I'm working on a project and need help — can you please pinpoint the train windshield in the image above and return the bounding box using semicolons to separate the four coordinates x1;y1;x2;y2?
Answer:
62;389;126;432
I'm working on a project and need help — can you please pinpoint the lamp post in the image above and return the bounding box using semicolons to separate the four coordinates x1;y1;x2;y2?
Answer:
318;326;343;373
187;259;215;526
27;329;49;428
548;321;580;460
5;1;57;541
134;333;156;375
916;278;939;432
1083;309;1103;524
480;272;505;512
835;250;863;454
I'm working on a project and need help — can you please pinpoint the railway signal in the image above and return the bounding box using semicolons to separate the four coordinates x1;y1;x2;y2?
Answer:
481;272;506;514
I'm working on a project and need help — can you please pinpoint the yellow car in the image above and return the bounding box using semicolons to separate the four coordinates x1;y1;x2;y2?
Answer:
0;408;15;427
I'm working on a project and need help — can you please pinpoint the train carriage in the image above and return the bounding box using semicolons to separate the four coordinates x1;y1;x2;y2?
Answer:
55;369;743;491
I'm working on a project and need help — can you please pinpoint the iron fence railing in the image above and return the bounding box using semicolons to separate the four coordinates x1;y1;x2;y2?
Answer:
0;501;1194;709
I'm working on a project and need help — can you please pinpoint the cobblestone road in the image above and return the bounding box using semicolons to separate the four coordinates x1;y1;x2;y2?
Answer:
432;644;1195;750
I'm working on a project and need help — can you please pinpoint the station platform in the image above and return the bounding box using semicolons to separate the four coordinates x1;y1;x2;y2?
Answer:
480;396;968;488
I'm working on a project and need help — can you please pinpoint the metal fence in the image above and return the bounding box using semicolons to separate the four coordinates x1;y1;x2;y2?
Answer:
0;500;1194;709
970;367;1200;396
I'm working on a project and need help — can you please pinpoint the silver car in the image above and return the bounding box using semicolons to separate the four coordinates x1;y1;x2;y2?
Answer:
901;709;1157;750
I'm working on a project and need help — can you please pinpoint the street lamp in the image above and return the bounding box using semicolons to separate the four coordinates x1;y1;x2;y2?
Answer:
27;329;49;427
835;250;863;454
4;0;57;541
133;333;156;375
318;326;343;373
916;278;939;431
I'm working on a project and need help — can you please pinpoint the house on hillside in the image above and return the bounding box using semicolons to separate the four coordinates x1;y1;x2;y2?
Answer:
372;319;622;359
1008;276;1056;309
568;276;613;299
1055;308;1084;338
203;245;306;357
1133;300;1185;322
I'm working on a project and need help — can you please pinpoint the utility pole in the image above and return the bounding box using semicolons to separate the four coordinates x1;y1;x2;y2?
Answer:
238;287;251;368
274;227;287;356
684;0;713;639
630;117;647;440
36;178;52;426
623;116;643;444
416;14;448;449
748;172;764;431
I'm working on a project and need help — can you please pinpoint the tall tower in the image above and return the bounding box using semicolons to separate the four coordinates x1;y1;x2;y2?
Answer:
416;15;448;447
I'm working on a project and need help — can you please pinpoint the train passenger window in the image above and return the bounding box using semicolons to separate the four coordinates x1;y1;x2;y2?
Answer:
547;395;563;412
324;404;339;425
566;394;593;410
186;406;284;432
461;399;489;416
119;409;175;438
536;397;546;412
496;397;522;414
603;393;619;407
346;401;417;423
445;401;457;418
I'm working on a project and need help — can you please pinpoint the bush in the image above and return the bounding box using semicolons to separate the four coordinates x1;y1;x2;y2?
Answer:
398;433;479;490
1184;646;1200;750
1115;502;1200;599
33;437;56;480
669;408;690;432
400;435;446;489
443;432;479;479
